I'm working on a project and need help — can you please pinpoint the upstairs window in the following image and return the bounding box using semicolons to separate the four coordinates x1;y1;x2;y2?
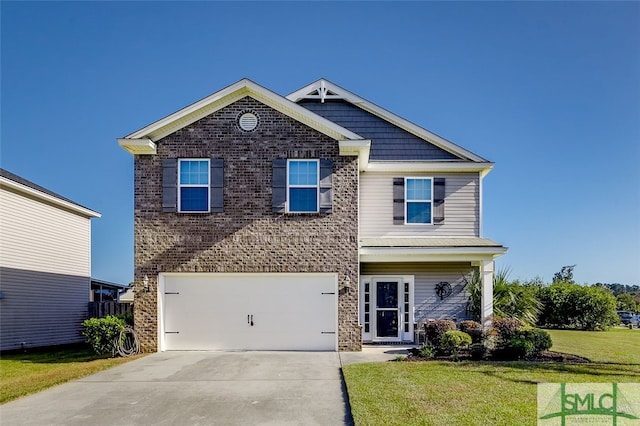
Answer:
287;159;319;213
178;159;210;212
405;177;432;224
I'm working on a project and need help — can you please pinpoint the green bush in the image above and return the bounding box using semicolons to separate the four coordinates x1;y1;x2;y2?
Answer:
425;320;457;348
115;312;134;326
492;317;525;344
440;330;472;360
495;327;552;360
418;343;435;359
538;283;618;330
82;316;125;355
459;320;482;343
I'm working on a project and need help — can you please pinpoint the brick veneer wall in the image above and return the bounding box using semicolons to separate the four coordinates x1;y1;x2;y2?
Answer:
133;97;361;352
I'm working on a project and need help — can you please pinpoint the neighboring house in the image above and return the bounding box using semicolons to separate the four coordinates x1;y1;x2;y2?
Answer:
118;78;506;352
90;278;130;303
0;169;101;351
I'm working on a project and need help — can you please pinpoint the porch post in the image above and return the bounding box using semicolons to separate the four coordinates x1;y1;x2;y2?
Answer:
480;260;494;329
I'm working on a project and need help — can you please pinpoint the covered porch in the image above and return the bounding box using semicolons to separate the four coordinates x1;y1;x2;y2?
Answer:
359;237;507;344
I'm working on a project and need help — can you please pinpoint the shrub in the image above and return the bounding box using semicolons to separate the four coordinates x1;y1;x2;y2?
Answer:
418;343;435;359
459;320;482;343
82;315;125;355
115;312;134;326
440;330;472;360
538;283;618;330
498;327;552;360
459;320;481;334
492;317;525;344
425;320;456;348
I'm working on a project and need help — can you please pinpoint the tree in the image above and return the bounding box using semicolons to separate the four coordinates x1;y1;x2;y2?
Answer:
553;265;576;284
465;268;542;325
616;293;638;311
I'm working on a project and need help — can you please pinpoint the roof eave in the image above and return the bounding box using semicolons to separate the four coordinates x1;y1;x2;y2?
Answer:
365;161;494;175
359;246;507;263
0;176;101;218
118;79;365;156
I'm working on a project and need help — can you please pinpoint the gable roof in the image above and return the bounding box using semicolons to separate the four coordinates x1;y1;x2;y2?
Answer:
0;168;101;218
118;78;367;155
287;79;489;163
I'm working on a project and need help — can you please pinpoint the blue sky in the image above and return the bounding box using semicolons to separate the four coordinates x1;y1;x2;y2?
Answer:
2;1;639;286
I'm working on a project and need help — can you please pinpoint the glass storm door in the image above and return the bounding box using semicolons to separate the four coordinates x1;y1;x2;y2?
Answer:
375;281;400;340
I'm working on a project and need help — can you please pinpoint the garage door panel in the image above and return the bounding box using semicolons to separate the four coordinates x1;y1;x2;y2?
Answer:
161;274;337;351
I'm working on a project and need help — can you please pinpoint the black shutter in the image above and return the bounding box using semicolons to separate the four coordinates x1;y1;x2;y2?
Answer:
393;178;405;225
162;159;177;212
272;159;286;213
210;158;224;213
433;178;445;223
319;159;333;213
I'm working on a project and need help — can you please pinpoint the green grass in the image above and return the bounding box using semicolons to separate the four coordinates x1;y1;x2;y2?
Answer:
0;344;143;404
343;328;640;426
546;327;640;364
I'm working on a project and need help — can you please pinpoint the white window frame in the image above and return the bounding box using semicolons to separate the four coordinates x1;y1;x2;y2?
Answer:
405;177;433;225
286;159;320;213
178;158;210;213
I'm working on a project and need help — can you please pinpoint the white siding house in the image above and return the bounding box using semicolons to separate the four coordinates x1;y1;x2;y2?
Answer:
0;169;100;351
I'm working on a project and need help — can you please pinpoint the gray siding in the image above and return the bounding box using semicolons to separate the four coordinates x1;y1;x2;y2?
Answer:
360;172;480;237
361;263;474;324
298;99;460;161
0;185;93;351
0;267;89;351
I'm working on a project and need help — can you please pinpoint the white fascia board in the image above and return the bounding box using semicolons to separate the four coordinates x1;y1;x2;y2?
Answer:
287;79;489;163
339;140;371;171
118;138;157;155
359;246;507;263
365;161;494;174
0;177;101;218
122;78;363;143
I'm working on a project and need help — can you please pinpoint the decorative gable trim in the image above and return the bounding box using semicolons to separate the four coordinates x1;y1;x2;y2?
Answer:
287;79;489;163
119;79;366;155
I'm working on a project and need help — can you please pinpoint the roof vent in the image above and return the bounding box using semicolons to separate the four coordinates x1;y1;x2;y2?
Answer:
238;111;259;132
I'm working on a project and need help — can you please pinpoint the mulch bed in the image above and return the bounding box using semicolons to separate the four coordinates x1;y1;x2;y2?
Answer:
404;350;590;363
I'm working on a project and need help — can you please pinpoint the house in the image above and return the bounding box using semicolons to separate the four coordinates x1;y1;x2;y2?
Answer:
0;169;101;351
118;78;506;352
90;278;130;303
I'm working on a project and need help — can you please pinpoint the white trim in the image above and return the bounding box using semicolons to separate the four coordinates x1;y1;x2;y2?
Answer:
177;159;210;213
360;275;414;343
120;79;364;148
117;138;157;155
365;161;494;174
338;139;371;171
286;159;320;213
0;176;101;218
287;79;489;163
404;177;434;225
359;246;507;263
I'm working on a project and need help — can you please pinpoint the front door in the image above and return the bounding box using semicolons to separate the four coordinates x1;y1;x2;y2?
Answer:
375;280;401;340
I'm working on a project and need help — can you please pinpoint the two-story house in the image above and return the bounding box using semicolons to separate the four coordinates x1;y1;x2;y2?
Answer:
118;78;506;352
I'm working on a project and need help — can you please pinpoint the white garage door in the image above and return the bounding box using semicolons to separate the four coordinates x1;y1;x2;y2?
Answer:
160;273;337;351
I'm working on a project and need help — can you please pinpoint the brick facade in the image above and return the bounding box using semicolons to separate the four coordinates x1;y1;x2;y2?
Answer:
133;97;361;352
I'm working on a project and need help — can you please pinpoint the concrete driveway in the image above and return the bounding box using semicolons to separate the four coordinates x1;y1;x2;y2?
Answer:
1;348;408;426
0;351;340;425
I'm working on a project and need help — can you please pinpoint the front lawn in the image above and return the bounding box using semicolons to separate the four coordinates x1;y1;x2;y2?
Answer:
0;344;143;404
343;328;640;426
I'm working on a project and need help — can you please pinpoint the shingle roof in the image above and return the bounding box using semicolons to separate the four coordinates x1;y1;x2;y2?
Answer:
0;168;99;216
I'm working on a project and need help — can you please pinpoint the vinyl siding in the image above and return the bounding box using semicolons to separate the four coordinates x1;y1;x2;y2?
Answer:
298;99;461;161
360;172;480;237
361;263;473;324
0;187;92;351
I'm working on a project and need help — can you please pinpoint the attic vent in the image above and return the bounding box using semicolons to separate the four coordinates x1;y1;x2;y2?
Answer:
238;111;259;132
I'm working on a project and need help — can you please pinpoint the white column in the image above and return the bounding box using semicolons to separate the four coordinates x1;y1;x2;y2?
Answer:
480;260;494;329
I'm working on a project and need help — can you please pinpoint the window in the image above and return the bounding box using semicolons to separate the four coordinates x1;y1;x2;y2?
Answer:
405;177;432;224
287;159;319;213
178;159;210;212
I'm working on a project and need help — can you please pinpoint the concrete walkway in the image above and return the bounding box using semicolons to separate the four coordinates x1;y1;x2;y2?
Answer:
0;348;410;426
